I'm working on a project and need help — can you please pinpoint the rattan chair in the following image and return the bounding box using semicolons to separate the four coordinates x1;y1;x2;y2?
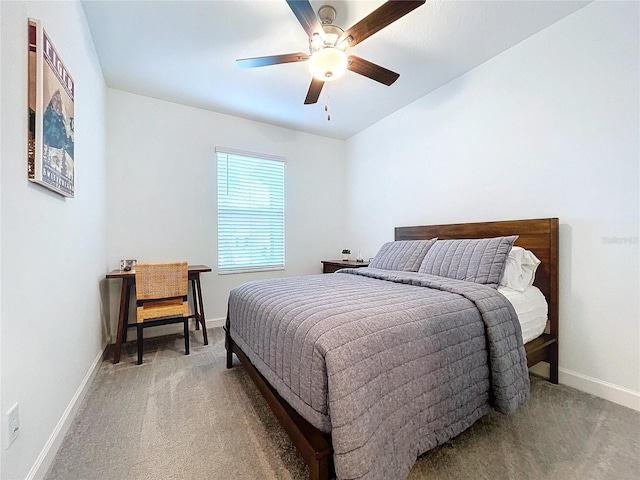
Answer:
134;261;193;365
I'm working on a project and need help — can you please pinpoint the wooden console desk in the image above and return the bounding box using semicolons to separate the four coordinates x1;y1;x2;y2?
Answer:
106;264;212;364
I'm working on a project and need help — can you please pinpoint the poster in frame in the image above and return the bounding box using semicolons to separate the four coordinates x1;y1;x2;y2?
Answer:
28;18;75;198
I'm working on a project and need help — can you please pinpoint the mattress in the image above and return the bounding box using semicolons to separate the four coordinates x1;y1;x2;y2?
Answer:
498;285;548;344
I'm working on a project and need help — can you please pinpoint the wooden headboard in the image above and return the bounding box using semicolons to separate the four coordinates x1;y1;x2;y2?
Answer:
395;218;559;380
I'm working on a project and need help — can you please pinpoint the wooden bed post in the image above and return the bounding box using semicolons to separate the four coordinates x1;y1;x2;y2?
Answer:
225;313;233;369
548;218;559;383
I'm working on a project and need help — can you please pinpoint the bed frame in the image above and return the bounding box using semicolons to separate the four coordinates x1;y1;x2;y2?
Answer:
225;217;559;480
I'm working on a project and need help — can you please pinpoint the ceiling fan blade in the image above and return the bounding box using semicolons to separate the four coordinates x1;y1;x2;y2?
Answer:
236;52;309;68
347;55;399;86
286;0;325;39
340;0;425;47
304;78;324;104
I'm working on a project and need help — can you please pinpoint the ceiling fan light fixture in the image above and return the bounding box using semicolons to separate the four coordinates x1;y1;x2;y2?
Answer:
309;47;348;81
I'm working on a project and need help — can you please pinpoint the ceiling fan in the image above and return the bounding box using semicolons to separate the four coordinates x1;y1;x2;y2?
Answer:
236;0;426;105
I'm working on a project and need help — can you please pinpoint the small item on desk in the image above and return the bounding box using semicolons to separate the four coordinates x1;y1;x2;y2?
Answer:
120;259;137;272
356;251;364;262
341;249;350;261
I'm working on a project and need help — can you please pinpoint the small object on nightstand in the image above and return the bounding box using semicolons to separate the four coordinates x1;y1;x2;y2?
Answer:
322;259;369;274
341;249;350;261
356;251;364;262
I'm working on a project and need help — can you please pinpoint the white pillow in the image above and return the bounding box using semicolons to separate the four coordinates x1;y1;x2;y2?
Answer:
499;246;541;292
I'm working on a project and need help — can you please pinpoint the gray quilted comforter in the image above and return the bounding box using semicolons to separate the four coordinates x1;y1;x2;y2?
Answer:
228;268;530;480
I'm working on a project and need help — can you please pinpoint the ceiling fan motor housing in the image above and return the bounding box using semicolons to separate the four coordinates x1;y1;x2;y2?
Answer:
310;24;345;51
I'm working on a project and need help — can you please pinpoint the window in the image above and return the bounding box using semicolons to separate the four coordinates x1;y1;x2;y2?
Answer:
216;148;285;274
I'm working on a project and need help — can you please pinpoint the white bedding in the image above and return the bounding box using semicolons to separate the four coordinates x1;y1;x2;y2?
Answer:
498;285;548;344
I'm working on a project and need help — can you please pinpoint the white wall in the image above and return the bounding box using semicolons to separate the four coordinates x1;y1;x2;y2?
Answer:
345;1;639;408
0;1;107;478
105;89;346;337
0;3;4;476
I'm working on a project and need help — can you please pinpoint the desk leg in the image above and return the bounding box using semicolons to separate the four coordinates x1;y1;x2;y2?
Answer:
194;274;208;345
113;278;132;364
191;279;200;331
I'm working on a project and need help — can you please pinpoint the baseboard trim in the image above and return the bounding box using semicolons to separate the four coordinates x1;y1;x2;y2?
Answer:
205;316;225;328
560;368;640;411
530;362;640;412
26;345;107;480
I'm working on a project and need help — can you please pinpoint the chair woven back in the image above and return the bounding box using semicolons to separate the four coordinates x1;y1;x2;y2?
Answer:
135;262;189;323
135;262;188;300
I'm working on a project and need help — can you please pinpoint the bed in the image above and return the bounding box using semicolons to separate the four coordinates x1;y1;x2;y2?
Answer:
225;218;559;480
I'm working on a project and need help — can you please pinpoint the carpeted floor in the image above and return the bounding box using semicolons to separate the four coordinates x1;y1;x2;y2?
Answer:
45;328;640;480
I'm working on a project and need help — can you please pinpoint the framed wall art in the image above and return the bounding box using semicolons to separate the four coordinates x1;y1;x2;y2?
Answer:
28;18;75;197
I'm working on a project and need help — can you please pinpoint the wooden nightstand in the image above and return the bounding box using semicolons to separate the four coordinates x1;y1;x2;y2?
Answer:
321;260;369;274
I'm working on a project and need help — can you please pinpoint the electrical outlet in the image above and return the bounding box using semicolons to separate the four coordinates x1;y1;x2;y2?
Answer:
6;403;19;447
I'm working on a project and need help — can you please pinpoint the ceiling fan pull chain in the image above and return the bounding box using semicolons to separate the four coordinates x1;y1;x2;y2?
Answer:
325;86;330;121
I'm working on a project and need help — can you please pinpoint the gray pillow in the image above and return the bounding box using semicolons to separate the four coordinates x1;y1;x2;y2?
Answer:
418;236;518;286
368;239;437;272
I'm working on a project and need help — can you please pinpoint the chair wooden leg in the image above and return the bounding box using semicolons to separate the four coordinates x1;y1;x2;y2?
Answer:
137;324;143;365
184;319;190;355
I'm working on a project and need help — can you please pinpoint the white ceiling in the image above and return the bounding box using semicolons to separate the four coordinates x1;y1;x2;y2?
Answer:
81;0;591;140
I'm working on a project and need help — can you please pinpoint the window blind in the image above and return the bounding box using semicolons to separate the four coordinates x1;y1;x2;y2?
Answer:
216;148;285;274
